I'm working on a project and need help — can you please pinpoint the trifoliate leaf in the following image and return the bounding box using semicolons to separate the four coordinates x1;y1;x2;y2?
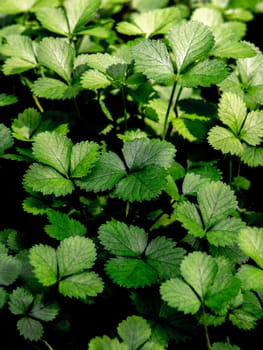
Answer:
29;244;57;286
35;7;69;36
117;315;151;349
17;317;43;341
70;141;99;177
0;255;21;286
105;257;157;288
11;108;42;141
77;151;126;192
181;252;218;299
239;110;263;146
37;37;75;82
168;21;214;73
81;70;111;90
160;278;201;314
198;181;238;229
179;58;229;87
238;227;263;268
98;220;148;257
175;201;205;238
132;39;174;85
44;209;86;240
59;271;104;298
0;93;17;106
0;34;37;63
122;138;176;170
57;236;96;277
145;236;185;279
23;163;74;196
0;124;14;155
88;336;128;350
240;144;263;167
208;126;244;156
116;7;182;38
9;287;34;315
33;131;72;175
31;77;71;99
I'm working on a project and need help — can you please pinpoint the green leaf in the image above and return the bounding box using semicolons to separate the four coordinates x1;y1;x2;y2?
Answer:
0;287;8;309
0;93;17;107
211;343;240;350
29;244;57;286
2;57;36;75
77;151;126;192
181;252;218;300
197;181;238;228
57;236;96;277
160;278;201;314
37;37;75;82
168;20;214;72
0;255;21;286
179;58;228;87
23;163;74;196
0;124;14;155
238;227;263;268
29;296;59;321
105;257;157;288
0;0;35;13
0;34;37;63
88;336;128;350
239;110;263;146
116;7;182;38
44;209;86;240
117;315;151;350
11;108;42;141
145;236;185;279
81;70;111;90
31;77;72;99
240;145;263;167
70;141;99;177
17;317;43;341
182;172;210;195
237;265;263;291
208;126;244;156
98;220;148;257
132;39;174;85
175;201;205;238
33;131;72;175
35;7;69;36
59;271;104;298
85;53;124;73
9;287;33;315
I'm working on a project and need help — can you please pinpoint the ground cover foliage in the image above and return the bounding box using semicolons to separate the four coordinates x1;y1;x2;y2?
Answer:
1;0;263;349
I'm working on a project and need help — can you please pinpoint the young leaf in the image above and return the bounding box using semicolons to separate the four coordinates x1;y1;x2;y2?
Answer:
81;70;111;90
240;144;263;167
35;7;69;36
32;131;72;175
238;227;263;268
44;209;86;240
0;0;35;14
117;315;151;350
3;57;37;75
208;126;244;156
237;265;263;291
132;39;174;85
160;277;201;314
239;110;263;146
31;77;75;100
176;201;205;238
168;20;214;73
70;141;99;177
23;163;75;196
0;124;14;155
88;336;128;350
98;220;148;257
0;93;17;107
29;244;57;286
37;37;75;82
0;34;37;63
57;236;96;277
11;108;42;141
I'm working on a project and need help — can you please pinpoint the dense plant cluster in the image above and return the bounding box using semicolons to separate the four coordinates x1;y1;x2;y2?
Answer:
1;0;263;349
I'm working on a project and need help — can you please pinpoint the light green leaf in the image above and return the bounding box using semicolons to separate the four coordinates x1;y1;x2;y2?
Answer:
181;252;218;299
2;56;36;75
17;317;43;341
81;70;111;90
0;93;17;107
198;181;238;229
105;257;157;288
85;53;124;73
57;236;96;277
64;0;101;34
44;209;86;240
132;39;174;85
88;336;128;350
33;131;72;175
182;172;210;195
23;163;74;196
31;77;71;99
0;0;36;13
213;40;256;59
239;110;263;146
0;35;37;63
160;277;201;314
59;271;104;298
175;201;205;238
77;151;126;192
191;7;223;28
168;20;214;72
122;138;176;170
37;37;75;82
98;220;148;257
238;227;263;268
145;236;185;279
0;255;21;286
218;92;247;134
0;124;14;155
208;126;244;156
35;7;69;36
179;58;229;87
11;108;42;141
29;244;57;286
70;141;99;178
240;145;263;167
117;315;151;350
114;165;167;202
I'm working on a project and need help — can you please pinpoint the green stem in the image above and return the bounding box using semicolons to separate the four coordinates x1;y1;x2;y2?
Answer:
202;305;212;350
